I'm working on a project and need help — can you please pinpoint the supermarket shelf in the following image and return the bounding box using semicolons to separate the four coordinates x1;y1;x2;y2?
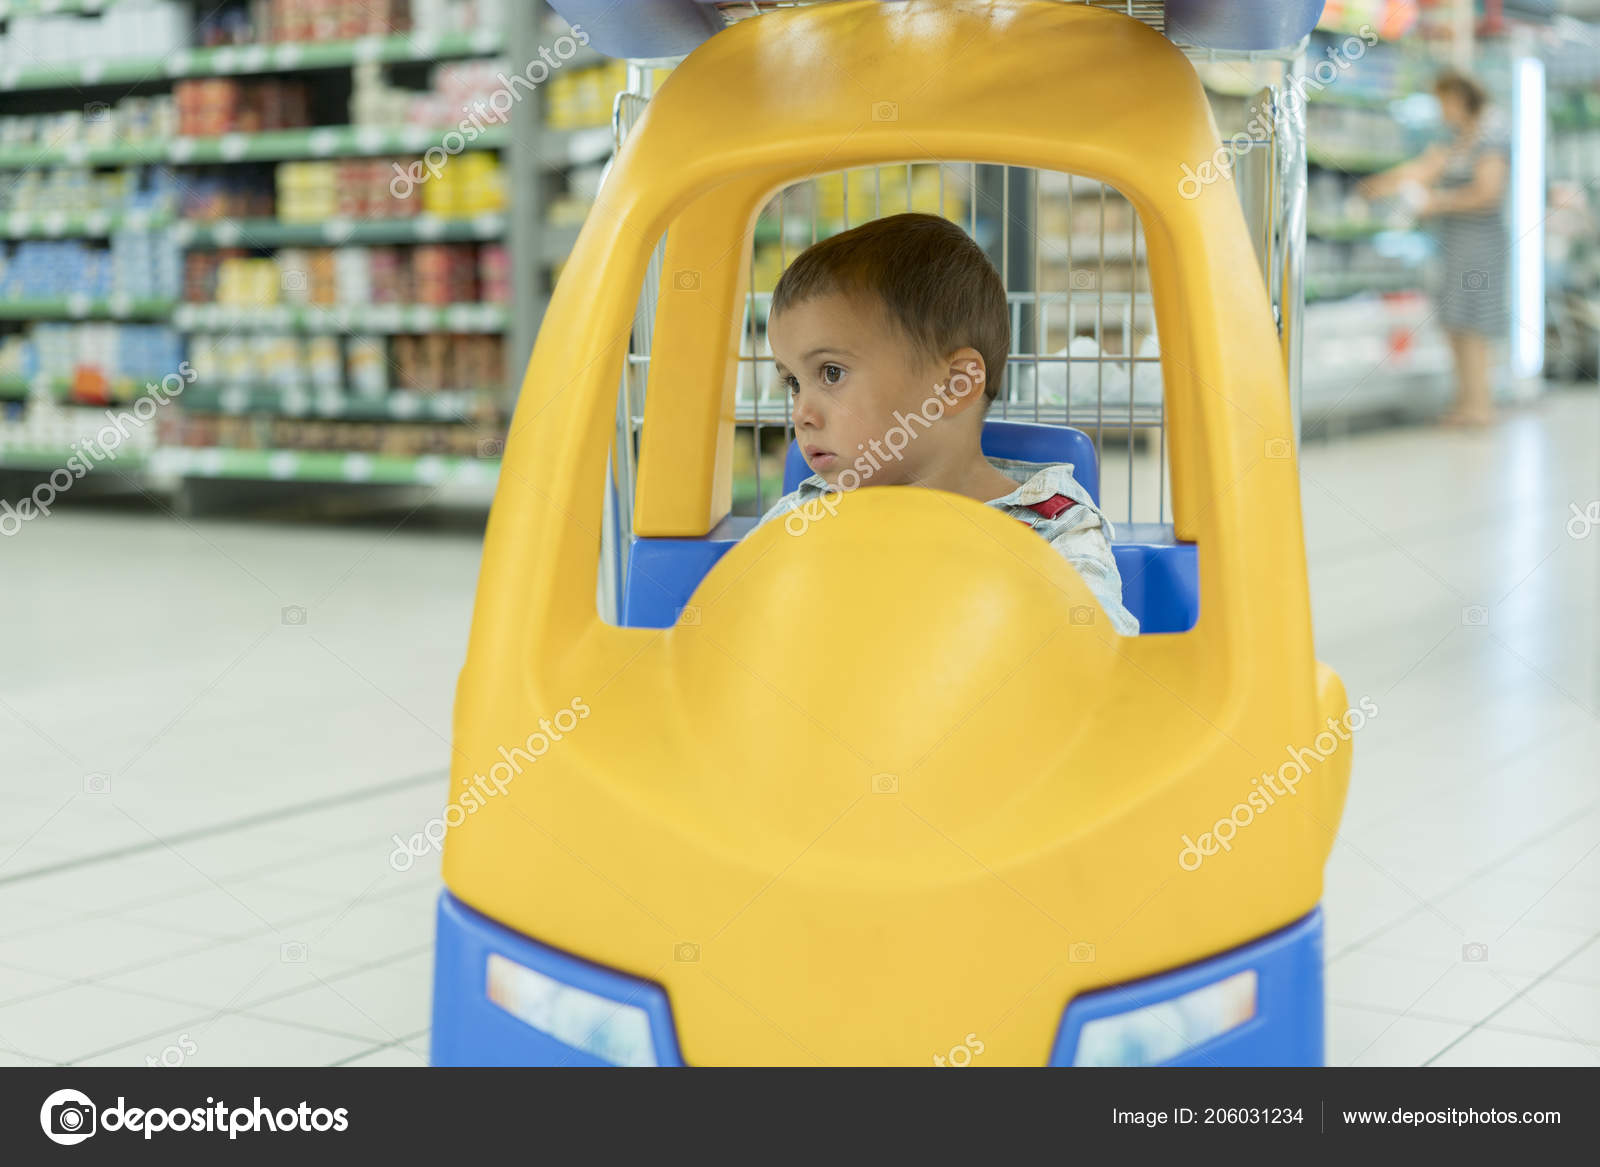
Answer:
1305;89;1398;111
0;31;506;93
535;126;615;170
180;382;498;420
0;297;178;320
151;445;499;485
1305;274;1424;302
1306;221;1429;243
1307;148;1410;173
175;214;507;248
3;209;173;239
172;302;506;333
0;445;149;469
0;0;123;14
0;374;169;401
0;124;509;170
541;222;583;259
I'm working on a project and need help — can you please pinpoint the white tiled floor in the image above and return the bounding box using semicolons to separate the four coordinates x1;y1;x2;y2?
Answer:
1;386;1596;1066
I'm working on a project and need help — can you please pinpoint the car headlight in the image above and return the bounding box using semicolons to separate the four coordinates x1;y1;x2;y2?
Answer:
1072;969;1258;1066
486;952;659;1066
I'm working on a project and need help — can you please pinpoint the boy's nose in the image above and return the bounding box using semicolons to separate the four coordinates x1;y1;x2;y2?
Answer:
791;388;822;430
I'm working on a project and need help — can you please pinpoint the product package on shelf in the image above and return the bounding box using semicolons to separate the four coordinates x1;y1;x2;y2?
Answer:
1;166;180;220
183;166;279;221
0;324;184;395
0;97;178;152
1;234;179;303
173;78;313;136
0;1;190;68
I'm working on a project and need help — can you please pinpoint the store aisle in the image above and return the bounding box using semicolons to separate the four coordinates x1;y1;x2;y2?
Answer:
1;387;1596;1067
1;507;479;1067
1303;387;1600;1067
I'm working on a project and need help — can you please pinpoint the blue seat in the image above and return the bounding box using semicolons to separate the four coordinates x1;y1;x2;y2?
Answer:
621;420;1198;633
783;419;1101;502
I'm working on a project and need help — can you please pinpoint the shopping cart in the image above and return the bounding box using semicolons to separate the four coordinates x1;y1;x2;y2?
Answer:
431;0;1352;1066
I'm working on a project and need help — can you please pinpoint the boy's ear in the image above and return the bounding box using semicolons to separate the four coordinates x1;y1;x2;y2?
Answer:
936;347;989;417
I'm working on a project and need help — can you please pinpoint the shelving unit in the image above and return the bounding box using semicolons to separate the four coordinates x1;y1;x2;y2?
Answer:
1543;26;1600;380
175;213;507;247
1;29;503;90
0;0;613;498
1196;19;1559;432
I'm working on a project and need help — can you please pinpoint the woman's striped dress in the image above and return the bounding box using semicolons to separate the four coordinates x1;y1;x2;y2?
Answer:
1430;115;1511;339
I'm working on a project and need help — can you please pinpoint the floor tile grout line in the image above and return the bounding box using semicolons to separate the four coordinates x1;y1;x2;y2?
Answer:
59;944;437;1065
2;935;433;1018
1328;990;1600;1051
324;1026;432;1067
0;769;448;889
0;887;437;1010
1422;926;1600;1066
0;828;439;943
0;870;434;969
1328;796;1600;962
1340;718;1596;833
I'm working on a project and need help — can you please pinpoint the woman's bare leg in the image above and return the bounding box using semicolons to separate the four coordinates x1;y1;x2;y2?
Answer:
1456;331;1495;424
1440;328;1495;425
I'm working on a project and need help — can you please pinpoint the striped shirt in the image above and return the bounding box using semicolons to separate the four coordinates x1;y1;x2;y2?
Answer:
756;457;1140;635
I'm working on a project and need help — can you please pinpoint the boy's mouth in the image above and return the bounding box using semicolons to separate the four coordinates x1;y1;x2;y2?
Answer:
804;445;837;470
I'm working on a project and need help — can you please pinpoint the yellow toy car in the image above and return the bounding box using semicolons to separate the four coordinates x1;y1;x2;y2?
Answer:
431;0;1352;1067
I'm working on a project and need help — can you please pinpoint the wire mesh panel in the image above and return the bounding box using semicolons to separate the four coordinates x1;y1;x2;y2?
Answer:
719;163;1171;526
713;0;1166;34
599;73;662;622
599;0;1305;560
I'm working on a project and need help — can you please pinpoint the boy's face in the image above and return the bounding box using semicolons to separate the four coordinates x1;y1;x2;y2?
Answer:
768;291;979;489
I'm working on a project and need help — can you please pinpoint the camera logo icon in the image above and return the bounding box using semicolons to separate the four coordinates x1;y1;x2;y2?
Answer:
1069;942;1096;963
1461;605;1488;627
674;269;700;291
1462;270;1489;290
1069;268;1097;290
280;941;307;963
84;102;109;124
1567;500;1600;540
477;436;505;458
40;1089;96;1146
1069;605;1095;627
872;101;898;121
676;605;700;627
281;269;308;293
83;772;111;795
1264;437;1292;459
281;605;307;626
872;773;898;794
1461;942;1489;962
674;942;700;962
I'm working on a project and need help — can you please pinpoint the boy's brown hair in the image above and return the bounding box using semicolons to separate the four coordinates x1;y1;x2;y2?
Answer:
770;211;1009;403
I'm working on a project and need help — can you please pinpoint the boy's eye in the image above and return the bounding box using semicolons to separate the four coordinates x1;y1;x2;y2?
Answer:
782;374;799;395
821;364;844;384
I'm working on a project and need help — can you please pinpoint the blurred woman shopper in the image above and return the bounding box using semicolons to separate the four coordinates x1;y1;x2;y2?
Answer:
1361;69;1510;428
